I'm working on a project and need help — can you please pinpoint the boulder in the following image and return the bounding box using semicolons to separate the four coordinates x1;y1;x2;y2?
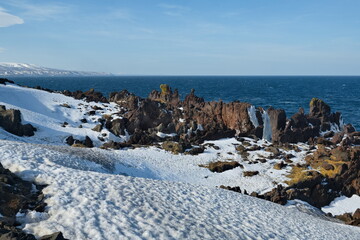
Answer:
92;124;103;132
243;171;259;177
162;141;186;154
84;136;94;148
0;105;36;137
202;161;241;173
106;118;128;136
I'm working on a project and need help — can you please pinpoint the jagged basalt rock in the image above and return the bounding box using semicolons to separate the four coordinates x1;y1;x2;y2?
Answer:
0;105;36;137
148;84;180;106
63;88;108;103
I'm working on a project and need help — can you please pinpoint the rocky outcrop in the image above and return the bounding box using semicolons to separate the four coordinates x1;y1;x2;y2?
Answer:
106;86;347;146
336;208;360;226
266;99;343;144
0;78;14;85
0;106;36;136
148;84;180;106
63;88;108;103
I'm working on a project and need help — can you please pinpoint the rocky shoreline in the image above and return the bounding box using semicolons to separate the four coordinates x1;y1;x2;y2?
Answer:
1;77;360;237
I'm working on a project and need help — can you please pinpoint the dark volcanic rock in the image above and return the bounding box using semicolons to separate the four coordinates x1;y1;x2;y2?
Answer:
84;136;94;148
0;105;36;137
63;88;108;103
92;124;103;132
309;98;331;119
40;232;68;240
148;84;180;106
109;90;141;110
0;163;69;240
203;161;241;173
243;171;259;177
0;78;15;85
268;107;286;143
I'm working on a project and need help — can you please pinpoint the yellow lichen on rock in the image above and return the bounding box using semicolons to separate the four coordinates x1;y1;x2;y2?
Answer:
309;97;321;107
285;166;316;185
160;84;170;95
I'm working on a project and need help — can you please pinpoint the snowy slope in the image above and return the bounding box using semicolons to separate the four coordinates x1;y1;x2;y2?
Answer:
0;62;111;76
1;83;360;239
0;83;124;145
1;140;360;240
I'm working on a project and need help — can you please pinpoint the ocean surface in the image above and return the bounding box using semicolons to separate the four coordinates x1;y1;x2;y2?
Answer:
9;76;360;129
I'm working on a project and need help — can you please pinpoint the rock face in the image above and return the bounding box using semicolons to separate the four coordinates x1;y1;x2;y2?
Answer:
105;85;346;146
268;99;343;144
106;86;254;146
0;105;36;136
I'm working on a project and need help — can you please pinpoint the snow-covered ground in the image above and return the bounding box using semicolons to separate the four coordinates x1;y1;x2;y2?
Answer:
1;82;360;239
322;195;360;216
1;140;360;239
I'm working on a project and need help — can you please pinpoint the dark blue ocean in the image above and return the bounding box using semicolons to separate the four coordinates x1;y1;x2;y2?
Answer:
10;76;360;129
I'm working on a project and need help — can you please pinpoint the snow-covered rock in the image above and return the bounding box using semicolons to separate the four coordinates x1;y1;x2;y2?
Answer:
0;62;111;76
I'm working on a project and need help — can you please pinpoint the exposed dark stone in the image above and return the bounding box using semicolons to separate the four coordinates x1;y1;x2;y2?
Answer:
219;185;241;193
185;146;205;155
65;136;74;146
39;232;68;240
309;98;331;119
0;106;36;137
92;124;103;132
101;141;132;150
243;171;259;177
63;88;108;103
0;78;14;85
202;161;241;173
84;136;94;148
267;107;286;143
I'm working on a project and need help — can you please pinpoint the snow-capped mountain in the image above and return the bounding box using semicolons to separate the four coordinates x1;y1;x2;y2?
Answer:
0;62;112;76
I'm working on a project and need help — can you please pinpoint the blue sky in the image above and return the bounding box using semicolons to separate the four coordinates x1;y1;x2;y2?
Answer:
0;0;359;75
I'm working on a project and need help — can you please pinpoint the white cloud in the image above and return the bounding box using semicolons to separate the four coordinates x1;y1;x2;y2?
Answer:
5;0;71;20
108;9;135;22
0;7;24;27
158;4;188;10
0;47;5;53
159;3;189;17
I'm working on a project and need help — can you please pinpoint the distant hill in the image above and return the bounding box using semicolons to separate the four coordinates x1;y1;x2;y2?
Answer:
0;62;112;76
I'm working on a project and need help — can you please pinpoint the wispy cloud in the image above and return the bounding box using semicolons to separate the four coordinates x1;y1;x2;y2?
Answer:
158;3;189;17
109;9;134;22
5;0;71;20
0;47;5;53
0;6;24;27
